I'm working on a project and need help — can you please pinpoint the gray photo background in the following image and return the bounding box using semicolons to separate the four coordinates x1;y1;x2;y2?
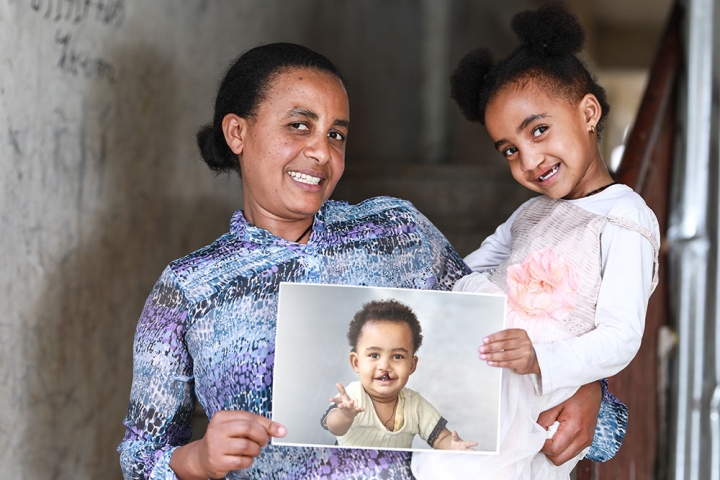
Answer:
272;283;505;453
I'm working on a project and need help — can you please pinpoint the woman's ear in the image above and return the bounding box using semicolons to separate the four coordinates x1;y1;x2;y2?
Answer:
580;93;602;129
222;113;247;155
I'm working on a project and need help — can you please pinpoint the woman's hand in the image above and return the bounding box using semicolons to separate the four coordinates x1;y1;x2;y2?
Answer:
169;410;286;480
537;382;601;465
479;328;539;375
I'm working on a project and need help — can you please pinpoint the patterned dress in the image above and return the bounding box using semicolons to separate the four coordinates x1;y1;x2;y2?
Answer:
118;197;469;480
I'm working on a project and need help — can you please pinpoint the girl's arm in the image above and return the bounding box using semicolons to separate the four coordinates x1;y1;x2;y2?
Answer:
533;218;658;394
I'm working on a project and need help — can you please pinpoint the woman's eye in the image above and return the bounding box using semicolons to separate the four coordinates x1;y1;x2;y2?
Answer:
502;146;518;158
291;123;309;131
532;125;547;138
328;131;345;142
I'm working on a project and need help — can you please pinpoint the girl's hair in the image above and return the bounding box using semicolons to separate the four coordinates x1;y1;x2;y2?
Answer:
196;42;348;175
347;299;423;354
450;1;609;133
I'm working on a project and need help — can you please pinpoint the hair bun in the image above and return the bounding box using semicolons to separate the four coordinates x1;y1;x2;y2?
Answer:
450;48;494;122
196;124;237;173
511;1;585;57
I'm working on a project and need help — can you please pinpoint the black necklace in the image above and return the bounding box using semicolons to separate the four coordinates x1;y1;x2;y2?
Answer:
294;222;313;243
375;397;399;431
584;182;617;198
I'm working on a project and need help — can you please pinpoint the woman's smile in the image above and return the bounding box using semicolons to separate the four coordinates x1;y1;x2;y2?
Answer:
287;170;323;186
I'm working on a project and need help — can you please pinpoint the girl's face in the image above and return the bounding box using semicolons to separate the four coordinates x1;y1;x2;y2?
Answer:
484;82;606;200
350;321;418;403
225;68;349;227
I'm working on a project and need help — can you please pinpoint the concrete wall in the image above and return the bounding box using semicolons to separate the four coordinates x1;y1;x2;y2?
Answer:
0;1;542;478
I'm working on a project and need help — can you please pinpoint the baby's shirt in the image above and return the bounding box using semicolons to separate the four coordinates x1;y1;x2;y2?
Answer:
323;381;447;449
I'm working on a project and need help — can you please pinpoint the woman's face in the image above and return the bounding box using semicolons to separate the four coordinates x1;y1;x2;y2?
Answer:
484;82;604;200
229;68;350;227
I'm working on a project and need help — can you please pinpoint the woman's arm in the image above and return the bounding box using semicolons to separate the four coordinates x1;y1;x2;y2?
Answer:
118;267;285;480
118;267;197;480
412;208;472;291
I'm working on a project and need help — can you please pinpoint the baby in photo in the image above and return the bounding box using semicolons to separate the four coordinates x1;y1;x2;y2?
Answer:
321;299;477;450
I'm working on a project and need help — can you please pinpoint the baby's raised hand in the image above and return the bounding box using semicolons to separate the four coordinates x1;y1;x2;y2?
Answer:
479;328;539;375
330;382;365;418
450;431;478;451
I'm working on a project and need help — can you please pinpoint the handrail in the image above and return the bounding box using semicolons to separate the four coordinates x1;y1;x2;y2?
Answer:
576;2;682;480
613;1;681;190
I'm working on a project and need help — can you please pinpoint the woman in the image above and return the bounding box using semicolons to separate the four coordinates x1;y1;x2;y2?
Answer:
119;42;620;480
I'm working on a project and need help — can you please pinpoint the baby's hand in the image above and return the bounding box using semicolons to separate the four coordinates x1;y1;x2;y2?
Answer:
330;383;364;419
449;431;478;451
479;328;539;375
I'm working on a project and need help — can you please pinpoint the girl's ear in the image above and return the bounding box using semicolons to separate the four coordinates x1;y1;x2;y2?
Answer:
580;93;602;130
349;352;360;373
222;113;247;155
410;356;418;375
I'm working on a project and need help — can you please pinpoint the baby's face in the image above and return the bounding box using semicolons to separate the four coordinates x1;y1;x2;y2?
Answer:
350;320;418;402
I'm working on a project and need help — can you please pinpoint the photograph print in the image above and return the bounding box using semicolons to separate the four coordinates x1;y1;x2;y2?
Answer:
272;282;506;454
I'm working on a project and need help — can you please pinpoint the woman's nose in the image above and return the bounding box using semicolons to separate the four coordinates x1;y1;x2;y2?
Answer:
304;134;332;164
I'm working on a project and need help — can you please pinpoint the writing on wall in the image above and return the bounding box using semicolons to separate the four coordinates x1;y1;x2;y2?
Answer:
30;0;126;28
23;0;124;84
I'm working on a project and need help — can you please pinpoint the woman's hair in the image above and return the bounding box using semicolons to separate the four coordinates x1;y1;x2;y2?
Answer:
196;42;348;175
450;1;609;134
347;299;423;354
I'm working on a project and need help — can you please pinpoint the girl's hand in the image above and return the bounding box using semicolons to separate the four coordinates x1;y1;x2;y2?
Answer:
169;410;286;480
329;382;365;419
449;430;478;451
479;328;539;375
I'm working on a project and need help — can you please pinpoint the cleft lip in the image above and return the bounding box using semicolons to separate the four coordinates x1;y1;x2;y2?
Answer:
375;372;394;382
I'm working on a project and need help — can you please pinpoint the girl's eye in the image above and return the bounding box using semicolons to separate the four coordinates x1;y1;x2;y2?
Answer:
328;131;346;142
393;354;404;360
502;146;518;158
532;125;547;138
291;123;309;131
369;353;379;359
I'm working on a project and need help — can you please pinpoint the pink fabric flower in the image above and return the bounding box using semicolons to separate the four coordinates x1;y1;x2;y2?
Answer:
506;247;579;322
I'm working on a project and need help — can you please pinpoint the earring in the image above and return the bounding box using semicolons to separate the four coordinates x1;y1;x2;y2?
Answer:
590;125;596;134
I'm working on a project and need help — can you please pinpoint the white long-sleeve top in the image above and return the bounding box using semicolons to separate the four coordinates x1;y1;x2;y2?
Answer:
456;184;660;395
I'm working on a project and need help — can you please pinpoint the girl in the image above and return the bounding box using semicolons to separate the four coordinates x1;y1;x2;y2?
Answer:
411;2;660;479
